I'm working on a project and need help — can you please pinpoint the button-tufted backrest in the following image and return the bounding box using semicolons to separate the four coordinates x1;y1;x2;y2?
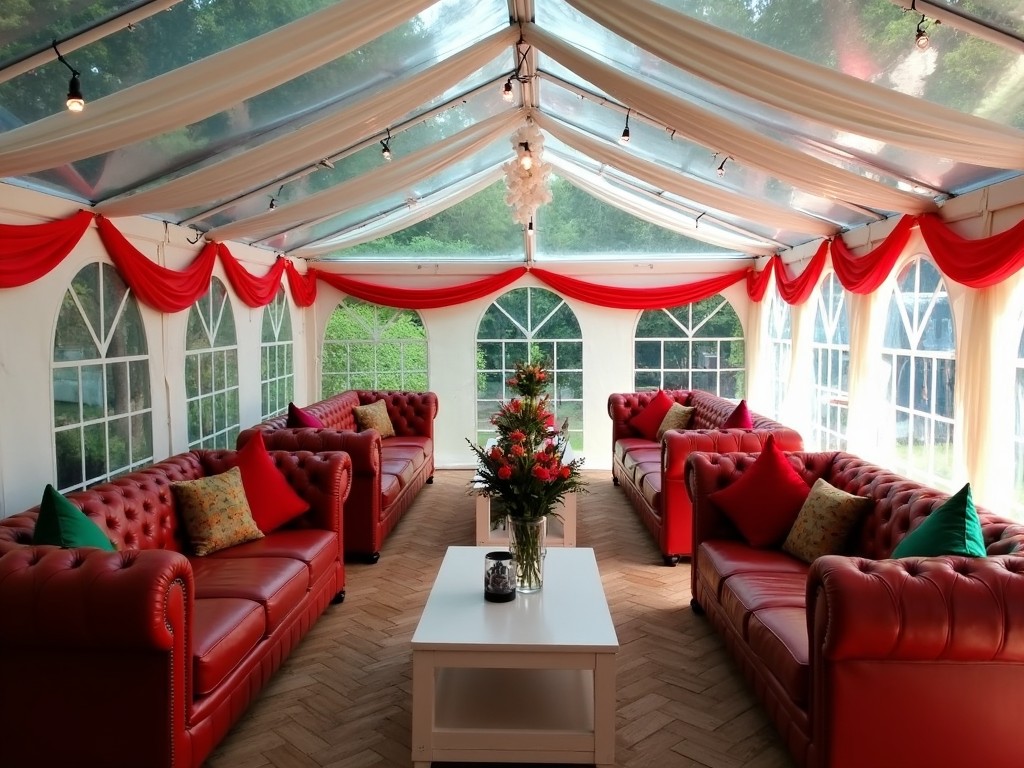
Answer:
354;390;438;439
0;453;205;556
607;390;692;444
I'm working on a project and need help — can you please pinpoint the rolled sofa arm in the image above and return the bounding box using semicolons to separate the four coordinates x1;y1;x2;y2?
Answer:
806;554;1024;768
0;547;193;767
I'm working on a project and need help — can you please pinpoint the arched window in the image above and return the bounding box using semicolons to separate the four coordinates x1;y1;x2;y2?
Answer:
882;258;956;485
261;286;294;419
53;263;153;492
811;273;850;450
476;287;583;449
634;296;744;397
321;297;427;396
185;277;239;449
767;294;792;421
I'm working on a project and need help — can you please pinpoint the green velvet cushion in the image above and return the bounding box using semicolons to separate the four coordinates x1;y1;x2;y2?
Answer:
32;484;116;550
891;483;986;558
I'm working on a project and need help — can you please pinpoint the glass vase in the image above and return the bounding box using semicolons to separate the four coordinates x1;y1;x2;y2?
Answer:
508;516;546;593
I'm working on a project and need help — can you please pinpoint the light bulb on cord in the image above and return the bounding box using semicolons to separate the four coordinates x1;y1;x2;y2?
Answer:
619;108;631;145
915;14;930;50
66;74;84;112
502;79;514;102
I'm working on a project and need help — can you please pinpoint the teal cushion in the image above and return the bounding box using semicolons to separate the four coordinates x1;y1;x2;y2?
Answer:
32;484;116;550
892;483;985;558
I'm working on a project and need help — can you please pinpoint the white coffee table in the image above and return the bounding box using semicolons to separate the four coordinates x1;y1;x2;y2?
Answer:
411;546;618;767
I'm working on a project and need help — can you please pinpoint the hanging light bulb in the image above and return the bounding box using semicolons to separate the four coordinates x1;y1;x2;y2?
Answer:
52;41;84;112
619;108;631;145
502;79;514;103
380;128;393;162
915;15;931;49
519;141;533;170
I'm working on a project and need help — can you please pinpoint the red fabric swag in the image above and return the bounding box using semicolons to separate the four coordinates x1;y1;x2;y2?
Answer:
96;215;216;312
830;215;915;294
312;266;527;309
918;212;1024;288
0;209;93;288
532;267;747;309
775;240;828;305
746;261;773;301
218;245;287;307
285;261;318;307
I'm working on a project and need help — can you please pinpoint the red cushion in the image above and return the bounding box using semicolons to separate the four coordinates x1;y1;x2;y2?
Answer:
709;434;810;547
628;390;675;440
722;399;754;429
286;402;325;428
235;431;310;533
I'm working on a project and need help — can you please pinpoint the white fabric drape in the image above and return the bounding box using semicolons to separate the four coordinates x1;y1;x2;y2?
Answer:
207;110;522;243
525;24;938;217
956;280;1017;508
744;284;771;412
567;0;1024;169
544;153;771;255
292;166;506;256
97;29;516;218
844;288;890;458
0;0;436;177
535;113;837;239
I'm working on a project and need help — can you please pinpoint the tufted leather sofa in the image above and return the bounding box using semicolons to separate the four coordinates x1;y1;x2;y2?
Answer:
608;390;803;563
686;449;1024;768
238;389;438;562
0;448;352;768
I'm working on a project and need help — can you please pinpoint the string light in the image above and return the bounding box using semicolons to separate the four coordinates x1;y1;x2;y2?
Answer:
380;128;393;162
499;36;531;103
619;108;631;145
52;40;84;112
713;153;731;178
518;141;534;170
268;184;285;211
908;1;938;50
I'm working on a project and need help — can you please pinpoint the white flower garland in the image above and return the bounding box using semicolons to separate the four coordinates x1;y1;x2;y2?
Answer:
503;123;552;227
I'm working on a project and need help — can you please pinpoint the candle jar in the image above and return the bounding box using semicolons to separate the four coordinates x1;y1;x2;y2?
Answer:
483;551;516;602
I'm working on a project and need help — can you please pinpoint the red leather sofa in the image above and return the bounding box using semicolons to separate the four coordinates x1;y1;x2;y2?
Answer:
238;389;437;562
686;449;1024;768
608;390;803;564
0;448;352;768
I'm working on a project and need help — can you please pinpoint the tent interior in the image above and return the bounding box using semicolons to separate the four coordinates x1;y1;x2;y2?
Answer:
2;0;1024;518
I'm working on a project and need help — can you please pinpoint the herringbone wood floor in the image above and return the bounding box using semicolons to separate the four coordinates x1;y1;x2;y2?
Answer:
205;471;796;768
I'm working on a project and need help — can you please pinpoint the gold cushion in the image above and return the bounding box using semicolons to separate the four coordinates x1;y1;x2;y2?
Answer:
172;467;264;556
657;404;695;440
782;478;872;563
353;399;396;438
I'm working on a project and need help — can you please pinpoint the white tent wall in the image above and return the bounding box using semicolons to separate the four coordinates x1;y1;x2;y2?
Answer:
4;177;1024;518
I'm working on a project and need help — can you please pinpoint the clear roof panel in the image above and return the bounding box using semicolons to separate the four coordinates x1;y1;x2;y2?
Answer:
0;1;144;68
941;1;1024;39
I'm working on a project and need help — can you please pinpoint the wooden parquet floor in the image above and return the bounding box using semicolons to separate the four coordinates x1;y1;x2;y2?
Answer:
205;470;796;768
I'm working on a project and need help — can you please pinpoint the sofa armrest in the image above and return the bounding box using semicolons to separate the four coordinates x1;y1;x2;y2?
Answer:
806;554;1024;768
242;427;381;475
0;547;193;766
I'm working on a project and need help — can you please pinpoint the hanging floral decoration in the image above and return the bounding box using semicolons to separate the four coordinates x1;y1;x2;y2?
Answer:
502;122;552;227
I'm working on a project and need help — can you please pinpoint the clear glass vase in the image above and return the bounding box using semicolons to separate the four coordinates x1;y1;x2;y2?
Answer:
508;516;546;593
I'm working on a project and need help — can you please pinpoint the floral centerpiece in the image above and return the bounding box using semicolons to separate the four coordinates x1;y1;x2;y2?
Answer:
467;361;586;592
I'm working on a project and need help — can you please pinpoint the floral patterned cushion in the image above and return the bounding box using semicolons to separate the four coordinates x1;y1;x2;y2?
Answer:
353;399;396;438
782;478;872;563
657;404;695;440
172;467;264;556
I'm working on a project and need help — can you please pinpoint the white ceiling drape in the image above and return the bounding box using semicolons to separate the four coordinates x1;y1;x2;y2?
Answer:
96;28;517;218
293;165;506;256
535;113;838;238
567;0;1024;169
207;110;522;243
0;0;436;177
527;23;938;217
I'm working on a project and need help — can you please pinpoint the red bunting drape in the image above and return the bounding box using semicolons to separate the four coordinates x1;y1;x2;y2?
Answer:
918;212;1024;288
96;215;217;312
218;245;288;307
745;261;773;301
285;261;318;308
531;267;748;309
775;240;828;305
0;209;93;288
830;215;915;294
312;266;528;309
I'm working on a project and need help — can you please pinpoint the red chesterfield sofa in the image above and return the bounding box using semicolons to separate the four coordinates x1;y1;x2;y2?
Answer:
238;389;437;562
0;448;351;768
687;449;1024;768
608;390;803;564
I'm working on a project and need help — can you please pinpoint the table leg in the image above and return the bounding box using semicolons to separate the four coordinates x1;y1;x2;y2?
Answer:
474;493;490;545
594;652;616;766
411;651;435;767
562;493;577;547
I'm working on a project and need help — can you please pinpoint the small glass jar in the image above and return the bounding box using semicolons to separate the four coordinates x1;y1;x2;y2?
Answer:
483;551;516;602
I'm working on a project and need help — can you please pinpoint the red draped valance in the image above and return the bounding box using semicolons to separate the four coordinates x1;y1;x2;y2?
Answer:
7;209;1024;312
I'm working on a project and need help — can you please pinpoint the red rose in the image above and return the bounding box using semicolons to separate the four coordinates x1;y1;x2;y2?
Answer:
532;465;551;481
509;430;526;443
497;465;512;480
489;446;503;460
511;444;526;457
560;465;571;479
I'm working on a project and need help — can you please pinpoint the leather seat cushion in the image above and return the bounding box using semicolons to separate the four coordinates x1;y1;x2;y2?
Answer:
641;470;661;510
381;458;415;489
207;529;338;587
719;570;808;640
380;473;401;509
382;435;432;462
381;445;425;472
698;541;808;602
623;447;661;478
748;606;809;708
190;556;308;632
192;597;265;695
614;438;654;463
